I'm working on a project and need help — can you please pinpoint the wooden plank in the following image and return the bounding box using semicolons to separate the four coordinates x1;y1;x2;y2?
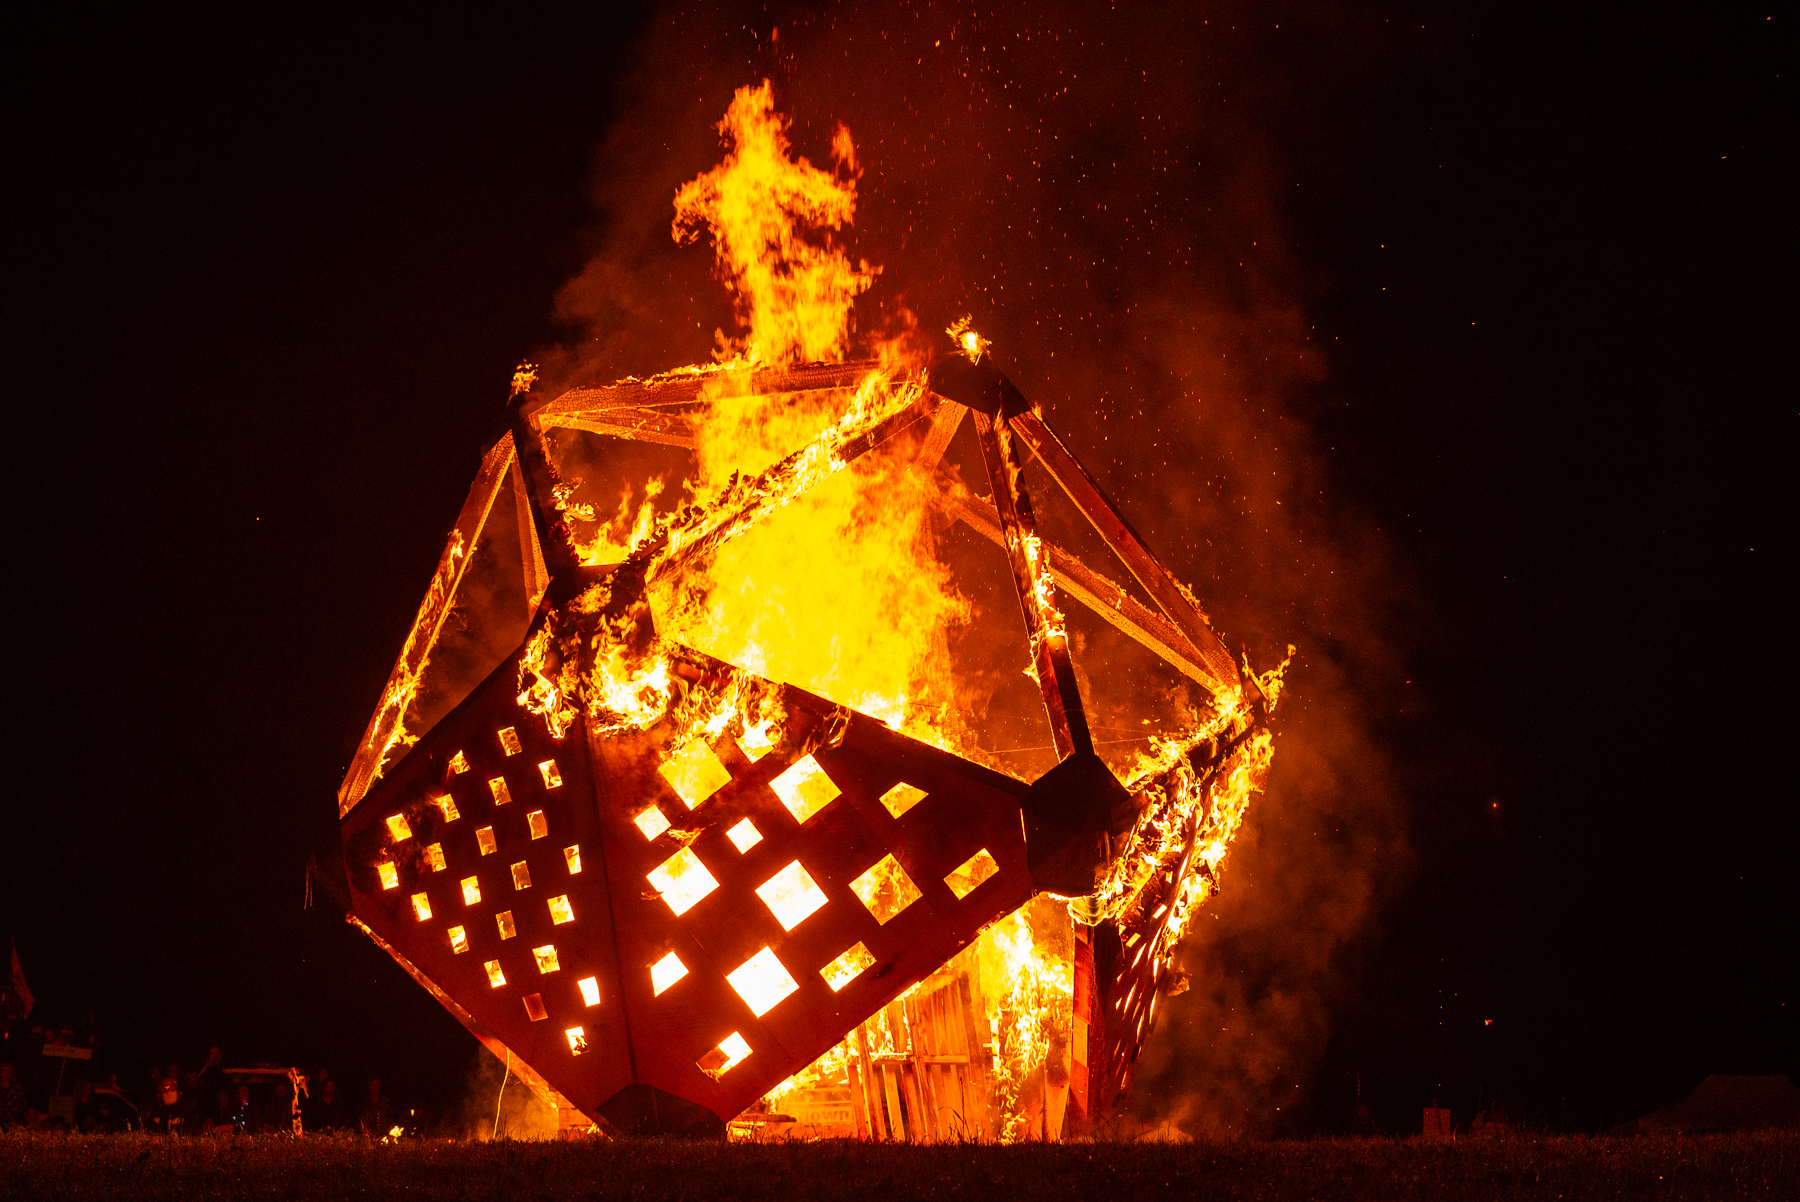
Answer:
508;457;549;618
337;434;516;815
542;408;698;450
532;360;880;419
972;414;1093;760
1009;410;1241;699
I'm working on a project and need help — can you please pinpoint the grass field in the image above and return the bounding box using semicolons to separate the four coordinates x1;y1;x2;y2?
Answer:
2;1130;1795;1200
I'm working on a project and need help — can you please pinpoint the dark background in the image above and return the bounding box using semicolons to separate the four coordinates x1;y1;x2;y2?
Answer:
5;2;1788;1135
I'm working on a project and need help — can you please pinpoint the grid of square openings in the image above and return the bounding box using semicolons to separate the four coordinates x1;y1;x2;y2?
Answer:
374;721;589;1051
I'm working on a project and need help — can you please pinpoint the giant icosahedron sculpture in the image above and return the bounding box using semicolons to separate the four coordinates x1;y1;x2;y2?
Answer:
333;350;1275;1137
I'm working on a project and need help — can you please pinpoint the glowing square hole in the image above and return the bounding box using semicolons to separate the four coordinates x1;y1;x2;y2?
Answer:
484;960;505;988
489;777;512;805
726;818;762;852
577;976;600;1007
377;862;399;891
547;895;574;925
945;849;1000;900
566;1026;587;1055
770;756;838;824
424;843;446;873
460;876;482;906
738;717;778;758
698;1032;751;1078
511;861;532;891
386;814;413;842
646;848;718;916
651;952;687;996
539;759;562;789
448;926;468;954
496;911;516;940
755;861;828;932
849;855;922;925
522;993;547;1022
498;727;522;756
527;810;549;840
822;942;877;992
563;845;582;874
449;750;470;774
433;794;460;822
879;782;928;819
633;806;671;840
475;826;497;856
726;946;799;1017
411;893;432;922
659;738;732;808
533;945;560;974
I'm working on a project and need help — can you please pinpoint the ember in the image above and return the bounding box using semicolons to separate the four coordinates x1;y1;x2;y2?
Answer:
334;82;1282;1140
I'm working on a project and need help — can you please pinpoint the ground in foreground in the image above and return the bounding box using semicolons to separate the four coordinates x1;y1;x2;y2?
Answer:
2;1131;1795;1200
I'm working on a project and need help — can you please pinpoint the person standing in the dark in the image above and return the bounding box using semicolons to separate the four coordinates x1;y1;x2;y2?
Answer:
357;1077;391;1137
302;1067;338;1131
0;1063;26;1129
194;1047;226;1129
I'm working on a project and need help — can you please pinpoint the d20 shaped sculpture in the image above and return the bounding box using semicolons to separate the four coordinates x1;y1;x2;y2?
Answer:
334;351;1274;1136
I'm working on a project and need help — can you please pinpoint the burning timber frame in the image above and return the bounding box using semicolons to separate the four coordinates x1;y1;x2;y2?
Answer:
332;351;1270;1138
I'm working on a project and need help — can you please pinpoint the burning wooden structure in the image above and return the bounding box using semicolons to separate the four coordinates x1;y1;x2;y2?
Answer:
332;342;1276;1139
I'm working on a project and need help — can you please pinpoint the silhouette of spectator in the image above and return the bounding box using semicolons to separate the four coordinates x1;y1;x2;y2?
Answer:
145;1069;192;1135
302;1068;339;1131
225;1082;258;1133
195;1047;226;1129
358;1077;392;1137
0;1063;25;1128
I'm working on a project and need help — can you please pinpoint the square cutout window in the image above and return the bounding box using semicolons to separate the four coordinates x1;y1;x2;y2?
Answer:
651;952;687;996
424;843;447;872
879;782;928;819
726;947;799;1017
449;750;470;774
527;810;548;840
822;942;877;992
697;1032;751;1078
522;993;547;1022
498;727;522;757
489;777;512;806
460;876;482;906
633;806;671;840
563;845;582;874
475;826;497;856
659;738;732;808
377;862;399;891
511;861;532;891
726;818;762;852
755;861;829;931
849;854;923;925
577;976;600;1007
484;960;506;988
539;759;562;789
433;794;460;822
945;849;1000;900
548;895;574;925
386;814;413;842
448;926;469;954
496;911;516;940
532;945;560;974
770;756;838;824
565;1026;587;1055
646;848;718;916
410;893;432;922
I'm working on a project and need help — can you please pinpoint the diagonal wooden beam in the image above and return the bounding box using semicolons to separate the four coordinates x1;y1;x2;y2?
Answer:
530;360;881;420
1008;410;1242;700
971;412;1094;761
541;407;699;449
928;477;1221;692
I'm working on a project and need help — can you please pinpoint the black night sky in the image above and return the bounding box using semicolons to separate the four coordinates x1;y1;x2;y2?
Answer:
6;3;1788;1136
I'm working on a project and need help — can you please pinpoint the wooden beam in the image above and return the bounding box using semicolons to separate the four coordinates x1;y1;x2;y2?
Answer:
972;413;1094;760
541;407;699;449
1008;410;1242;699
531;360;880;420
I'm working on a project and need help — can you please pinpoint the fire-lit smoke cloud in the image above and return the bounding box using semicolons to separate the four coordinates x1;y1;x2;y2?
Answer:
542;1;1413;1135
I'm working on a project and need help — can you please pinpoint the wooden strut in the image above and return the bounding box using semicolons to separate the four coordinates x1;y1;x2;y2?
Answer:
971;410;1095;762
1007;410;1242;700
